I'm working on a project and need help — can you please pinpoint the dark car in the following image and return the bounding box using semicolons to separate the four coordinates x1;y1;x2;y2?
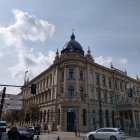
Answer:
28;126;41;135
8;126;34;140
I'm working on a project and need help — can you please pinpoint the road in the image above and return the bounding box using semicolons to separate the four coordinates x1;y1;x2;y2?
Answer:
29;132;140;140
1;131;140;140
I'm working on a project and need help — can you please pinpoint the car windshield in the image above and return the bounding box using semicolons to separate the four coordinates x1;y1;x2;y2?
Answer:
17;127;28;132
34;127;40;130
0;123;6;126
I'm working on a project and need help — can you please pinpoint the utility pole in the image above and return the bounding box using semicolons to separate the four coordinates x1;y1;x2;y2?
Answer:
0;87;6;120
0;87;6;140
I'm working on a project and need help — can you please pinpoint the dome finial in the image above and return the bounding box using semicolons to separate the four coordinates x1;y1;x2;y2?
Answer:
71;29;75;40
87;46;91;55
56;48;59;56
110;62;113;69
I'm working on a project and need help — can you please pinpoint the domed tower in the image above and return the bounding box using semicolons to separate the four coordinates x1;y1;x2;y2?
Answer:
61;33;84;55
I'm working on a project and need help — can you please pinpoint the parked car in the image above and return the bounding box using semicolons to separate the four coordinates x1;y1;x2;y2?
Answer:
8;126;34;140
0;121;6;132
28;126;41;135
87;127;126;140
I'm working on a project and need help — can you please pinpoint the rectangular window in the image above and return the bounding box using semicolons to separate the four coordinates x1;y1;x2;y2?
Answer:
104;93;107;103
80;71;83;80
50;74;52;85
108;77;112;89
120;82;123;92
46;77;48;88
102;75;106;87
61;71;64;81
69;69;74;79
96;73;100;85
110;94;113;103
115;80;118;90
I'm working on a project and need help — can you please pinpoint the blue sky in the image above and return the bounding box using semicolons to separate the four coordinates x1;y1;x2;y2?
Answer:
0;0;140;94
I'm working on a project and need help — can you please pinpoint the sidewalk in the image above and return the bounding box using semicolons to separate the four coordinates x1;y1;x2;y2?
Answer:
43;130;140;139
43;131;87;138
125;131;140;137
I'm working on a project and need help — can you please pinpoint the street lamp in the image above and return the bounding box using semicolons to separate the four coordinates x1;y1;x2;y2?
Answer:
98;92;103;128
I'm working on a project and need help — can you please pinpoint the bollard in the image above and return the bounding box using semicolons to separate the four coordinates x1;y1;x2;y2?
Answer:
57;136;60;140
37;135;39;140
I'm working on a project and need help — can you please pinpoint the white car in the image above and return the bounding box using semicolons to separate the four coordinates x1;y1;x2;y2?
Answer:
87;128;126;140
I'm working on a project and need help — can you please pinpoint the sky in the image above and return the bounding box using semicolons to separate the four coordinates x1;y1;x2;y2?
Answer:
0;0;140;94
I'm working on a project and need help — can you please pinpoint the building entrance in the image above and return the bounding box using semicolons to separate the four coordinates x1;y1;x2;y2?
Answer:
67;108;75;131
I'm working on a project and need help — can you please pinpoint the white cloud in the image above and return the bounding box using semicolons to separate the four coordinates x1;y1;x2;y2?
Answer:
0;9;55;48
9;48;55;79
119;58;128;65
0;52;4;58
95;56;112;68
0;9;56;80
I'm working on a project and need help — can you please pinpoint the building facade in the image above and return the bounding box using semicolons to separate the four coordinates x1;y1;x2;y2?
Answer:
21;33;140;132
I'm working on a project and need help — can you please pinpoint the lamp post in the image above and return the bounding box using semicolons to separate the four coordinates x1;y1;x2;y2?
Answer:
98;92;103;128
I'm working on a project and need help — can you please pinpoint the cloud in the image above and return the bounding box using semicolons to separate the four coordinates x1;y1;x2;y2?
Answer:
119;58;128;65
95;56;112;68
0;9;56;80
9;48;55;79
0;52;4;58
0;9;55;48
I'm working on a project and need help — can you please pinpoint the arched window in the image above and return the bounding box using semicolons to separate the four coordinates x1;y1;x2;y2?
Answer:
112;110;115;127
43;110;46;122
58;109;60;125
68;86;75;97
83;109;87;126
105;110;109;127
47;110;50;123
40;111;42;123
92;110;96;126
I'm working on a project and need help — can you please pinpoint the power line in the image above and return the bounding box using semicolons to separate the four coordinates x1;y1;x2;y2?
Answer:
0;84;22;88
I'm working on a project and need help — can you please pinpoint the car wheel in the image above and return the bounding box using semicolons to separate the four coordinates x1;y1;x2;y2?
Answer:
16;135;20;140
110;136;117;140
89;134;95;140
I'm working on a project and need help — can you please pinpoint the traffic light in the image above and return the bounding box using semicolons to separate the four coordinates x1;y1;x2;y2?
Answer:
31;84;37;94
0;87;6;119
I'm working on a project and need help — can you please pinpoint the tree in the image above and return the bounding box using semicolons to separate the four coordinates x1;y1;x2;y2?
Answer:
3;110;21;125
27;104;40;125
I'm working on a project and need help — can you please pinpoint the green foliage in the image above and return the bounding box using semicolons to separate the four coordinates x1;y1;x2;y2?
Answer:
26;104;40;125
3;110;24;125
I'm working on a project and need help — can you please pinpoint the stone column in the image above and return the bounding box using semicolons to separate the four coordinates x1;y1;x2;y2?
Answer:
132;110;137;129
76;67;80;99
64;67;67;94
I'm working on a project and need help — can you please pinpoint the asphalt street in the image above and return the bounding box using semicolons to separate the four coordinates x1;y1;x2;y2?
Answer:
33;131;140;140
1;131;140;140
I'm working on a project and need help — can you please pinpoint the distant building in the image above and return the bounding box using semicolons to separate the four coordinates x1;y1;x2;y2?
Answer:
21;33;140;132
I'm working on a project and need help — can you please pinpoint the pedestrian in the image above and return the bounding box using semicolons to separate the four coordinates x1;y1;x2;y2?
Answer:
94;124;97;130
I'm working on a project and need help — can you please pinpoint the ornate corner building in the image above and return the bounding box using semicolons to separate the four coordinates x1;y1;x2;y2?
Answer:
21;33;140;132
